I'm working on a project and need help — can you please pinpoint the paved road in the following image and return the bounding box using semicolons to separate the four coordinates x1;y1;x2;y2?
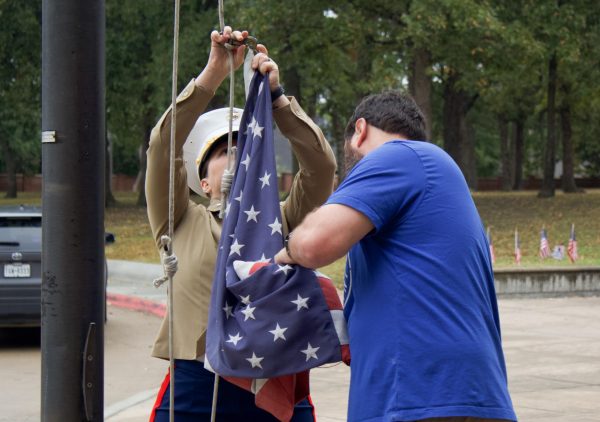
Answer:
0;306;165;422
1;262;599;421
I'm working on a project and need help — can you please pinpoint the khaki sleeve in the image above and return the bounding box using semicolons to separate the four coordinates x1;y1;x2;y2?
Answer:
274;97;337;232
145;79;214;248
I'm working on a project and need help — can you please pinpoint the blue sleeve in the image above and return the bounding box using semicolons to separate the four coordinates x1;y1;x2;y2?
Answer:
326;142;426;232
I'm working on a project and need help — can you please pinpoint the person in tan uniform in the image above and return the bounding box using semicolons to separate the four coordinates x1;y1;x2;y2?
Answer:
146;27;336;421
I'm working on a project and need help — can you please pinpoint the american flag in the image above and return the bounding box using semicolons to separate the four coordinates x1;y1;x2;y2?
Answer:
205;73;349;421
539;228;551;259
514;229;522;265
567;223;578;263
487;227;496;265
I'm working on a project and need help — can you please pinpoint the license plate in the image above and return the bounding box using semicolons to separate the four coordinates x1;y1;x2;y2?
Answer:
4;263;31;278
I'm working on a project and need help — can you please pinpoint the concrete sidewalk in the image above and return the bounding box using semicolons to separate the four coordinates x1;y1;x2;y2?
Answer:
106;260;600;422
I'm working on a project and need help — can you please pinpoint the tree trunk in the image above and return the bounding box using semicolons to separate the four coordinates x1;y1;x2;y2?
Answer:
498;117;512;191
559;88;579;193
2;143;17;198
539;54;557;198
512;118;525;190
409;48;433;140
105;130;117;207
442;74;477;188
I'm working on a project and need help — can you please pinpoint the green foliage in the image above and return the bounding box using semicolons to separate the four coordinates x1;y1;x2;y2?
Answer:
0;1;41;175
2;1;600;185
106;0;219;174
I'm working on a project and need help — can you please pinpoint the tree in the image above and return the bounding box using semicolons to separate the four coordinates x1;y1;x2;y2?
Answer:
0;1;41;198
532;0;594;197
481;0;544;191
403;0;508;188
106;1;222;206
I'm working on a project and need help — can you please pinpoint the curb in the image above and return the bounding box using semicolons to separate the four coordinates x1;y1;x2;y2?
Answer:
107;292;166;318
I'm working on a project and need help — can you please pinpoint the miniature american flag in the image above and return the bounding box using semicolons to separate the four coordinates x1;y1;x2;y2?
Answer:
205;72;349;421
539;228;551;259
514;229;522;265
567;224;578;263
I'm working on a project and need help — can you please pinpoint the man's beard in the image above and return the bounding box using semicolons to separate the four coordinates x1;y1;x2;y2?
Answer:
344;142;363;174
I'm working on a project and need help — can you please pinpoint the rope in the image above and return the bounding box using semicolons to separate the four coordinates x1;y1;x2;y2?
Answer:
153;236;179;287
211;373;220;421
219;44;236;219
211;0;236;418
153;1;181;421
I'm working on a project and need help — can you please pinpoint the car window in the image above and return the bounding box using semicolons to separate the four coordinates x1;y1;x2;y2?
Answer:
0;217;42;245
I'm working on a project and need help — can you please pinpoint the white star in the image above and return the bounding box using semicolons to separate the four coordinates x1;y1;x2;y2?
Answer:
259;171;271;189
223;302;234;319
253;122;264;138
244;205;261;223
224;201;231;216
229;239;244;256
291;294;309;311
276;264;293;275
226;332;243;346
269;323;288;342
240;294;251;305
259;253;271;263
245;117;257;135
301;343;320;361
235;190;243;202
241;154;251;170
241;305;256;321
246;352;264;368
258;81;264;95
268;217;282;235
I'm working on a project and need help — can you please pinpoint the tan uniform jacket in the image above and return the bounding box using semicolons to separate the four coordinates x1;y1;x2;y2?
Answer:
146;79;336;360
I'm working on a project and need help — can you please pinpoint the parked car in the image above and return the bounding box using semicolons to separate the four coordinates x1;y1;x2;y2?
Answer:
0;205;110;327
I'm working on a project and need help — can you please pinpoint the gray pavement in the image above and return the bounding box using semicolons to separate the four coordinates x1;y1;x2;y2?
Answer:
104;262;600;421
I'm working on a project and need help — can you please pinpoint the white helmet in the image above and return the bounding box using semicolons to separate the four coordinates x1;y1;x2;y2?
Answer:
183;107;243;196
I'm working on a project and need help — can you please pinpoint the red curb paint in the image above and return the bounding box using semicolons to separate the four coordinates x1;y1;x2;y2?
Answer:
107;292;166;318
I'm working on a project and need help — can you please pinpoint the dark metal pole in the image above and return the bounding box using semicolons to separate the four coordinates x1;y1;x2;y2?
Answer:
41;0;105;421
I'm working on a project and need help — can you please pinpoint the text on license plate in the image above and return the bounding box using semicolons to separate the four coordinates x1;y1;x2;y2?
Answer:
4;264;31;278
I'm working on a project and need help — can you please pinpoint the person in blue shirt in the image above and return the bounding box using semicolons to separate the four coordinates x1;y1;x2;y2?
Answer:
275;91;517;422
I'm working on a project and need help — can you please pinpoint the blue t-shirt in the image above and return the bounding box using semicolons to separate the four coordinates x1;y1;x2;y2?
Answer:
327;140;516;422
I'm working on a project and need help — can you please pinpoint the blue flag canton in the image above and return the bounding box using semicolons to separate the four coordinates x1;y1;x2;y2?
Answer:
222;73;282;271
206;73;345;378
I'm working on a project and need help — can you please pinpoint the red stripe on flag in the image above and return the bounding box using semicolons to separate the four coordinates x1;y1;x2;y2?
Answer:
316;276;343;311
250;261;271;274
224;371;310;422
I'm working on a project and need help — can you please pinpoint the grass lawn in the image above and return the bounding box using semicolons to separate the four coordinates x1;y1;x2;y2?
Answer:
2;189;599;288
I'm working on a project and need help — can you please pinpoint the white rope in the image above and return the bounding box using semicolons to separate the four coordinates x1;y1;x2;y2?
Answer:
163;1;181;421
211;1;237;418
153;236;179;287
219;47;236;219
211;373;220;422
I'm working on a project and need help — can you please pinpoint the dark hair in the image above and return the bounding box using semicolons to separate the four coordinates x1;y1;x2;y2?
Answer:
198;132;237;179
344;91;427;141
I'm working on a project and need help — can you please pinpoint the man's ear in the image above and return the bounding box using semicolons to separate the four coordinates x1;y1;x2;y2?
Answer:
355;118;368;148
200;178;212;196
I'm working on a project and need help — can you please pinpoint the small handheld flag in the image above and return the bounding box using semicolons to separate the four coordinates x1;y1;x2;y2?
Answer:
514;229;522;265
539;227;550;259
567;223;578;263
